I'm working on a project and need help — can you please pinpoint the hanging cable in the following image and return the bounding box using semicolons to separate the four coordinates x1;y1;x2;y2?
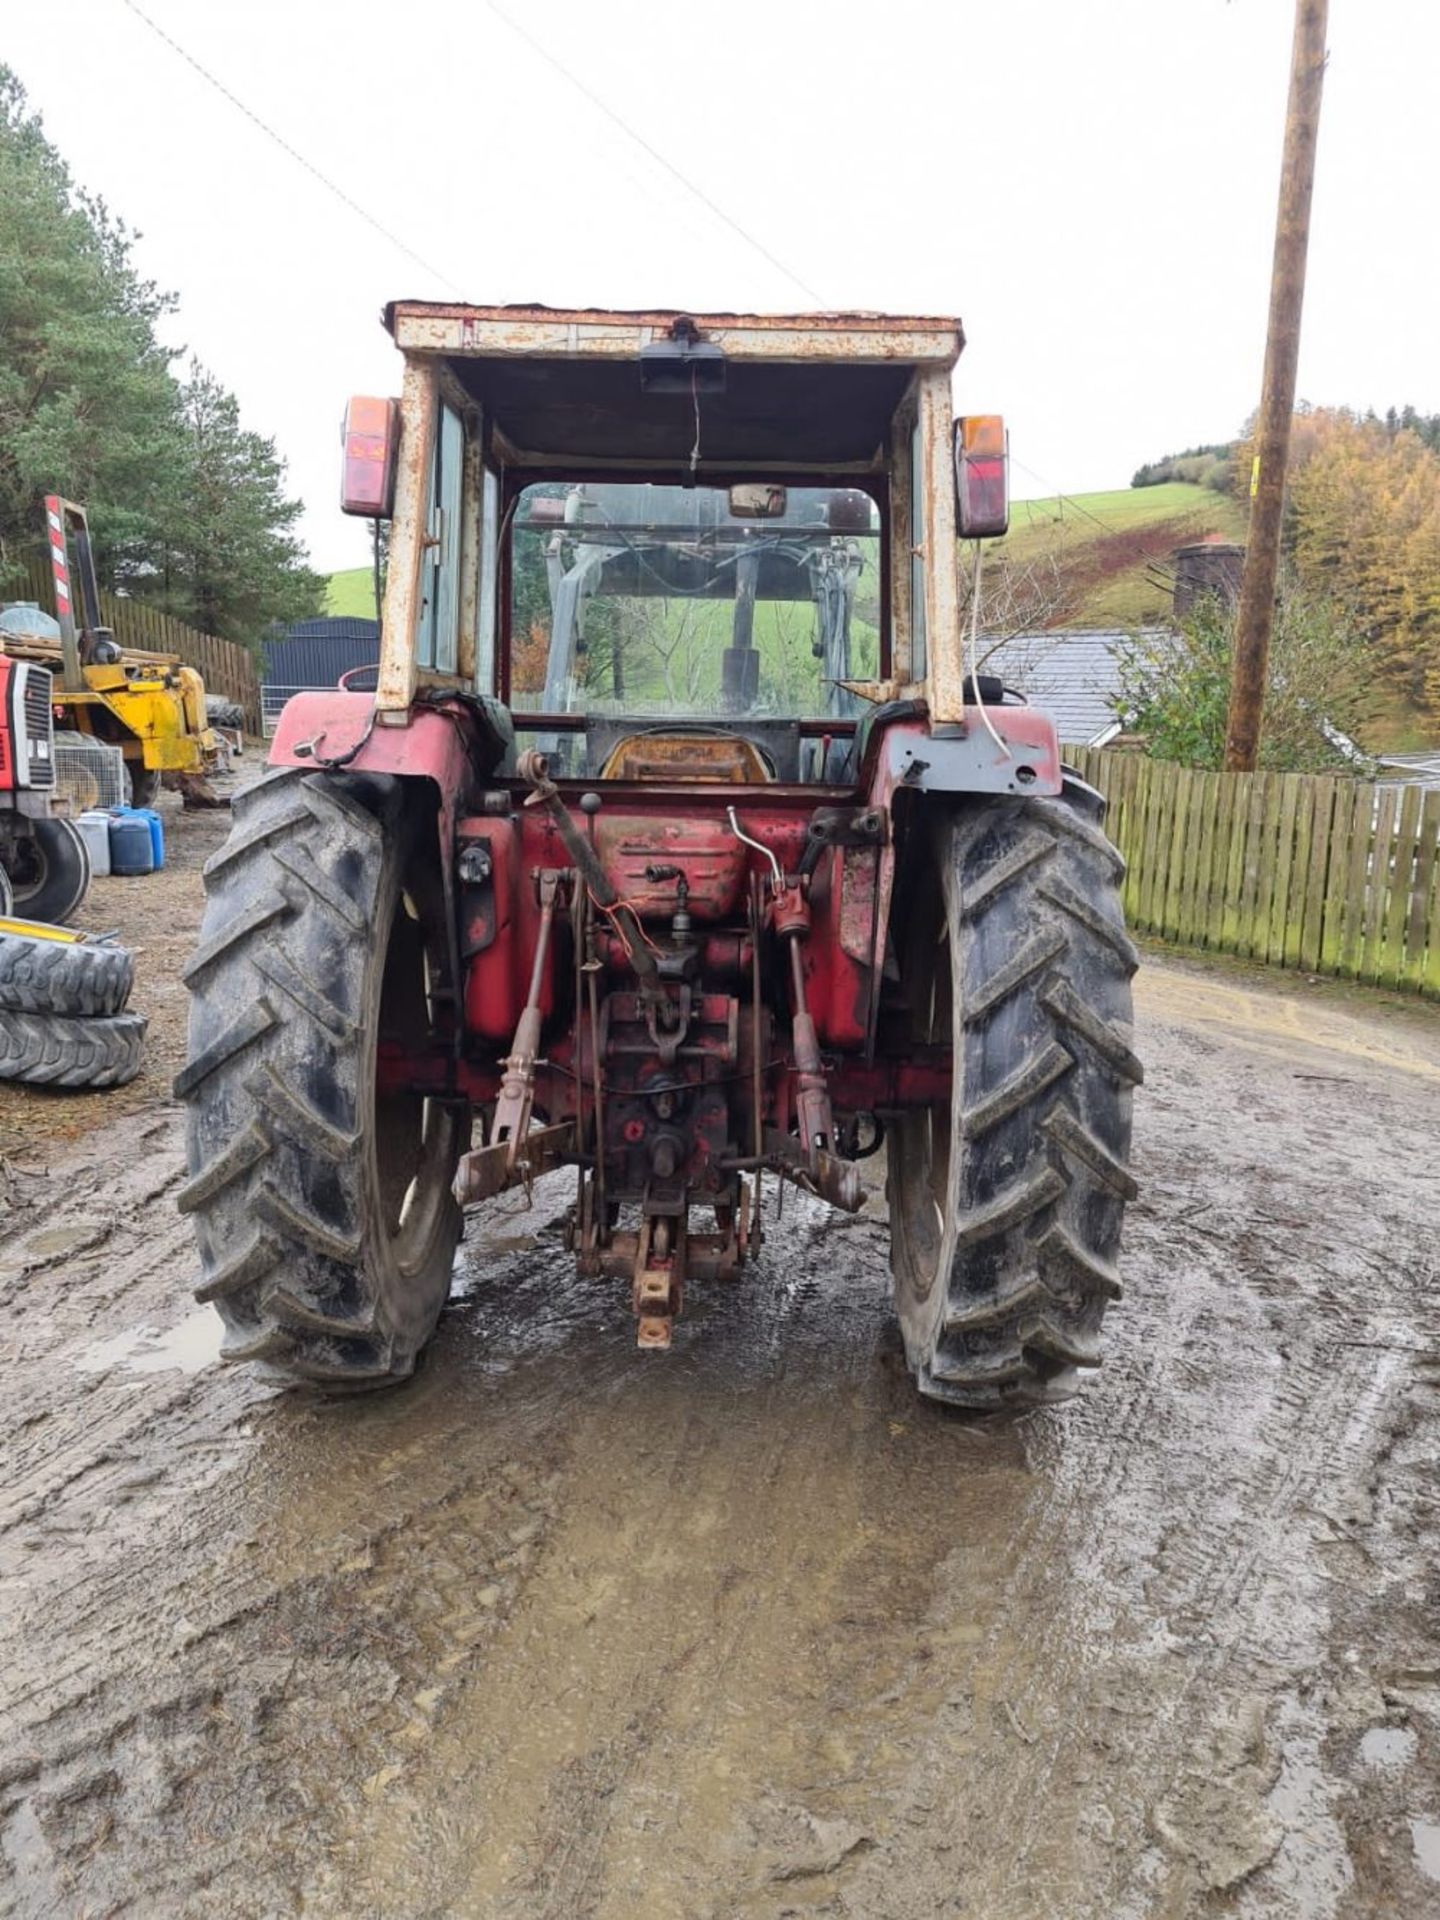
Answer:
117;0;464;295
1011;458;1126;542
482;0;824;306
965;543;1010;758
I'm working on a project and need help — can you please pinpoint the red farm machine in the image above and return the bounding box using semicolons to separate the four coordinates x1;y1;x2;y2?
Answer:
0;650;68;918
178;304;1140;1408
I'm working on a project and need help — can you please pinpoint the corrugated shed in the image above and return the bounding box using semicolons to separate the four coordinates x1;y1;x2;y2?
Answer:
286;617;379;641
263;618;379;690
985;629;1135;746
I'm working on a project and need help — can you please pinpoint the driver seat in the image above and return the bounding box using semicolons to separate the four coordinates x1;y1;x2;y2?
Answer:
599;730;773;782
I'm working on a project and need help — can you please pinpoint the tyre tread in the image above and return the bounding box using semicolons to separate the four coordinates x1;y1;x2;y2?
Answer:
0;1007;146;1088
179;770;462;1389
892;785;1138;1410
0;933;134;1017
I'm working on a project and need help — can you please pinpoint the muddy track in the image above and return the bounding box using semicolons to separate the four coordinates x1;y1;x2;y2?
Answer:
2;956;1439;1917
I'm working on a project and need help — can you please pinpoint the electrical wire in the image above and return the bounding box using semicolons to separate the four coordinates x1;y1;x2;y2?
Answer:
1011;458;1127;542
481;0;825;307
593;892;664;957
965;542;1009;757
116;0;465;295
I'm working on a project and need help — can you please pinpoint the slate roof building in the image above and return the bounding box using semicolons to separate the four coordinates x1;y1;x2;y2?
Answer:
985;629;1137;747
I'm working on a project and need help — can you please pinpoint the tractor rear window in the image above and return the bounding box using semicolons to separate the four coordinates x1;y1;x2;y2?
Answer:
507;482;880;721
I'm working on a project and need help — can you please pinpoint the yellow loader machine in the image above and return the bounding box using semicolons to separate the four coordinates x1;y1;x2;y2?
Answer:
3;497;226;812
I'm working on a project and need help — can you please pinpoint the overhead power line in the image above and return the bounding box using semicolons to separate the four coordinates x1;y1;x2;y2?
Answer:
117;0;464;296
481;0;825;308
1012;458;1132;541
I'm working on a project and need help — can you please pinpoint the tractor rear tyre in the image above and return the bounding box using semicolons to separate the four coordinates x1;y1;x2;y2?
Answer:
889;778;1140;1409
7;818;91;925
177;769;466;1387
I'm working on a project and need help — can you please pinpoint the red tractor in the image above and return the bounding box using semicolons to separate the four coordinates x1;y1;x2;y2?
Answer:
0;650;90;924
178;305;1139;1408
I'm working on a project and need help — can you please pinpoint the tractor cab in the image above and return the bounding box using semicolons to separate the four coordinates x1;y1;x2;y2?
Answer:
330;305;1017;761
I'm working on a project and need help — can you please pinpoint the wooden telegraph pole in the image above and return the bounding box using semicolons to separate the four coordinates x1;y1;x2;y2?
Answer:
1223;0;1329;771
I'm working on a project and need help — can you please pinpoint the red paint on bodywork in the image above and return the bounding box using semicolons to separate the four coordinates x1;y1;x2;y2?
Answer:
268;689;472;785
375;1037;953;1116
456;791;874;1056
275;700;996;1125
595;815;746;920
457;815;533;1042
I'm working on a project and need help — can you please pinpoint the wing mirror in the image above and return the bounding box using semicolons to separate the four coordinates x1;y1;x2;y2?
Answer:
728;483;788;519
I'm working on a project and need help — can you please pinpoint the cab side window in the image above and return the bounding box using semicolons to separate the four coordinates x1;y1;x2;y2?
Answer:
419;401;464;672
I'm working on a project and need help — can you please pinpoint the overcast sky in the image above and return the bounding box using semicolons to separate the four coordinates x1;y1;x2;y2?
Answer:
8;1;1438;572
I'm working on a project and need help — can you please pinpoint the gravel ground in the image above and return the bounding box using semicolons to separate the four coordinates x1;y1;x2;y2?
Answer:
1;806;1439;1918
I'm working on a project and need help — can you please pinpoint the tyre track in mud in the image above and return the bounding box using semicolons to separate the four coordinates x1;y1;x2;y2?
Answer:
1;957;1439;1917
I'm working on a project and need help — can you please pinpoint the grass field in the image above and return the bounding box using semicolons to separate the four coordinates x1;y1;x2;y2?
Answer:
325;567;379;618
1005;481;1245;547
996;482;1249;627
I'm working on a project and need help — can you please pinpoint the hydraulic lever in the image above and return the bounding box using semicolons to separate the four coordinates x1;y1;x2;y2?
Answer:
452;867;573;1206
516;750;666;1003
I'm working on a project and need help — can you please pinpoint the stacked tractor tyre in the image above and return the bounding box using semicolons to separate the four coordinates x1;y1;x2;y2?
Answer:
3;818;92;925
0;916;146;1089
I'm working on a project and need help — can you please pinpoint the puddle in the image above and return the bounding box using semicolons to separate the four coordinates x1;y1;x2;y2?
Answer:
0;1219;111;1283
449;1234;542;1303
1359;1725;1417;1770
25;1224;106;1258
75;1308;223;1378
1411;1819;1440;1884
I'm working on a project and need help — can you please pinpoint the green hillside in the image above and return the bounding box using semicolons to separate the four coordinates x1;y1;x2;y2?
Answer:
325;567;379;618
996;482;1248;627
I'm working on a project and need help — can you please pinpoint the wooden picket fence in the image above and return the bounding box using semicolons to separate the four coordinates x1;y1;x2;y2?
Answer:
11;555;262;734
1066;748;1440;1000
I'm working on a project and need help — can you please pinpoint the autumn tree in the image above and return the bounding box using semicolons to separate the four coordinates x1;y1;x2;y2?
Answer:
1234;406;1440;723
1289;412;1440;717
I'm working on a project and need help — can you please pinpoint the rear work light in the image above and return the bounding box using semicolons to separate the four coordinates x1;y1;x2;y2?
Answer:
341;396;399;517
954;414;1009;539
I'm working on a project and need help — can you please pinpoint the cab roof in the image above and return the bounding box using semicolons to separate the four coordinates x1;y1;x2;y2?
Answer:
384;301;963;470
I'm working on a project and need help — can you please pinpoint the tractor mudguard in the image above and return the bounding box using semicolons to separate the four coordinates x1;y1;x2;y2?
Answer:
269;691;503;1002
268;689;494;787
859;707;1063;805
822;704;1064;1056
